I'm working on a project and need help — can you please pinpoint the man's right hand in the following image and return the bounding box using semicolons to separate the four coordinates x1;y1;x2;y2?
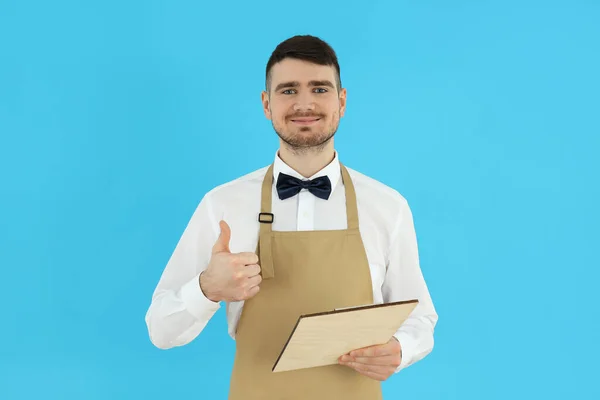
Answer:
199;220;262;303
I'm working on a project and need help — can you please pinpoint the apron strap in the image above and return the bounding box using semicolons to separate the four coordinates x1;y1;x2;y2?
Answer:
340;164;359;231
258;164;276;279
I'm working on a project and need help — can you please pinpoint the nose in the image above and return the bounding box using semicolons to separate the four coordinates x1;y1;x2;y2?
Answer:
293;91;316;112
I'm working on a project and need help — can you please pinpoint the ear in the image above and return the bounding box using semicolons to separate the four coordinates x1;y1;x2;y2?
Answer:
261;90;272;120
339;88;347;118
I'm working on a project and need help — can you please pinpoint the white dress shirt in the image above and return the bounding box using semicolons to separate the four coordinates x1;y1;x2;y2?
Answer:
145;150;438;372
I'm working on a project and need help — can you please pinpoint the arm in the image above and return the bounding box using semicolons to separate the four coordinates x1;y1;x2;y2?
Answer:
338;198;438;379
387;198;438;371
144;195;221;349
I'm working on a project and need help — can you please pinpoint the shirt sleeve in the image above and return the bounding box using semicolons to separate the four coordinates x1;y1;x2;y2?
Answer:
383;197;438;372
145;194;221;349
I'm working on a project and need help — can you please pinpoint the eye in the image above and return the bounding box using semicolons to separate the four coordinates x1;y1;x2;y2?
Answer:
314;88;328;93
282;89;296;95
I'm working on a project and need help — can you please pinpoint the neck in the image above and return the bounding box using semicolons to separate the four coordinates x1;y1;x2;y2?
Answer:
277;140;336;178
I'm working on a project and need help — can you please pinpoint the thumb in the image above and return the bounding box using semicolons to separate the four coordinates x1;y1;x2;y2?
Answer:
212;220;231;254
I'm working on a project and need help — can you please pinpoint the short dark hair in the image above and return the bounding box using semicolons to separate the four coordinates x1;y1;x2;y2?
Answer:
265;35;342;93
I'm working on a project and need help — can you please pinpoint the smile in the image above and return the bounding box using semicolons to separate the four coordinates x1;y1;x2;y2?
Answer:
290;118;321;125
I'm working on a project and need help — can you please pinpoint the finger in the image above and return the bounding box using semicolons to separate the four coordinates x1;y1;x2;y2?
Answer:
246;274;262;288
212;220;231;254
243;285;260;299
349;355;400;367
350;343;396;358
234;252;260;265
233;264;260;280
244;264;261;277
344;362;390;381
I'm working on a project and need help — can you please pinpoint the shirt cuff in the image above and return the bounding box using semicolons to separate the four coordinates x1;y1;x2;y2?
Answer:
179;273;221;321
393;330;416;372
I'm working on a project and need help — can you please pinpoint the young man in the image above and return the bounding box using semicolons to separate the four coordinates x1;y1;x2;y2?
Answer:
145;35;438;399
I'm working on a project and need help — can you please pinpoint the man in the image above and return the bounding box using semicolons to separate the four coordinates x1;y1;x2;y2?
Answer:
145;35;438;399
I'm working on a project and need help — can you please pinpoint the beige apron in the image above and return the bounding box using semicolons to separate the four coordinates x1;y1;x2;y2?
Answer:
228;163;382;400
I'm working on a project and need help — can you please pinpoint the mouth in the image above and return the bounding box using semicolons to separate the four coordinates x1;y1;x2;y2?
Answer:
290;117;321;126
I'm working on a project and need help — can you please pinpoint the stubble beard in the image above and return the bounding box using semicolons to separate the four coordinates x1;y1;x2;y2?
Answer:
272;113;340;156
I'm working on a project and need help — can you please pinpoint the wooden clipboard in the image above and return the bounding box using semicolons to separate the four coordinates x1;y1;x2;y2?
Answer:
272;299;419;373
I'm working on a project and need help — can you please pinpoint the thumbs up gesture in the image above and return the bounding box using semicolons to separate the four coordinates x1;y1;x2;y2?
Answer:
199;220;262;302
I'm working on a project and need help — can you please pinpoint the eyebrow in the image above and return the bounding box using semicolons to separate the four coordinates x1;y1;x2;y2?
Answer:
274;80;335;92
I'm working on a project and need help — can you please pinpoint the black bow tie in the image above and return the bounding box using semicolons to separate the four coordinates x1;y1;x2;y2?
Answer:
276;172;332;200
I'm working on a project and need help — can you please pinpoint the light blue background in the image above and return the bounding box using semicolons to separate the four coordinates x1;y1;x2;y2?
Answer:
1;0;598;399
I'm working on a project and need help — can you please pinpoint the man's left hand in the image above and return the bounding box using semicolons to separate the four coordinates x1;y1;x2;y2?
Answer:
338;337;402;381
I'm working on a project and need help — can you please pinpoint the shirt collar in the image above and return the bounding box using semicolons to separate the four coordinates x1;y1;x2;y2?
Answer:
272;150;342;194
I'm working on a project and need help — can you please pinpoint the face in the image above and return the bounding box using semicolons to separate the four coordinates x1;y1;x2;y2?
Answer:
261;58;347;151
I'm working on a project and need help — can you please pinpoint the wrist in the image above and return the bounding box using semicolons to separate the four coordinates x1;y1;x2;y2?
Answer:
199;271;220;303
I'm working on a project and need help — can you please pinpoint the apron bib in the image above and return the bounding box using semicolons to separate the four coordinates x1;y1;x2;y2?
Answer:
228;164;382;400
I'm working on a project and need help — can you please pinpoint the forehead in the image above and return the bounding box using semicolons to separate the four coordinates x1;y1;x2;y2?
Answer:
269;58;336;85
